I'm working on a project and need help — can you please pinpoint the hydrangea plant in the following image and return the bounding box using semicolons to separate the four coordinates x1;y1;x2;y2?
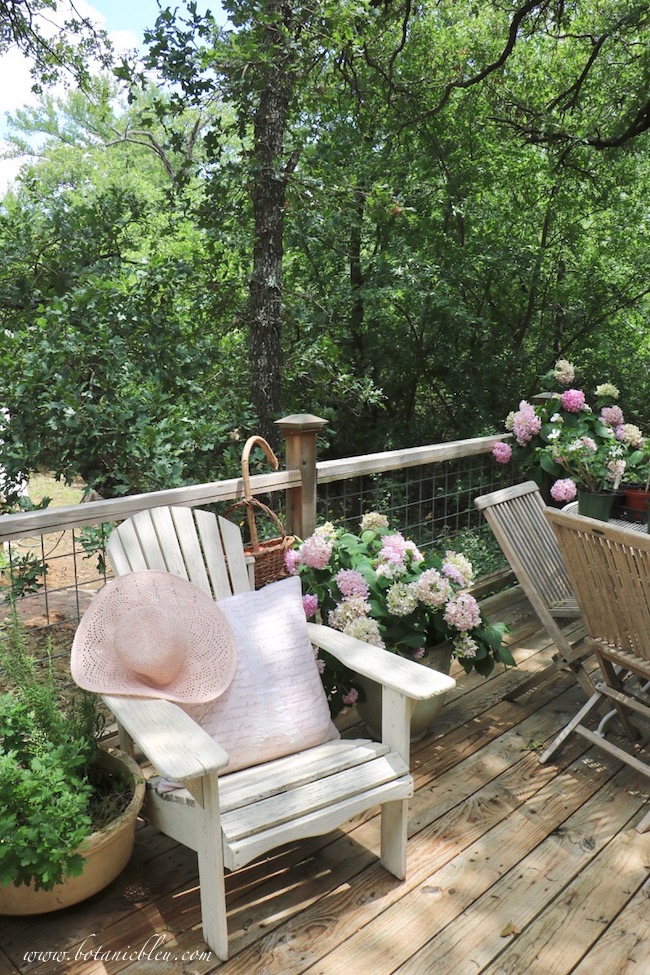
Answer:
491;359;645;500
286;514;513;716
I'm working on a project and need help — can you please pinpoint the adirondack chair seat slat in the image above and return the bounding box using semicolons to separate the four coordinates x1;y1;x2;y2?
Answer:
103;504;455;959
220;750;411;841
149;738;393;810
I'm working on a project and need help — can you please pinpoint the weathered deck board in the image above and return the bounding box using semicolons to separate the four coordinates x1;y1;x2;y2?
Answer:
1;587;649;975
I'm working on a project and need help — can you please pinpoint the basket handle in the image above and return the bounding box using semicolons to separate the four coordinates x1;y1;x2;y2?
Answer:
240;436;280;550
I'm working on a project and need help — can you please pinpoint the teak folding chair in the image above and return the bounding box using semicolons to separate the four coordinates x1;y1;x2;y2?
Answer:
475;482;595;700
540;508;650;831
102;505;455;959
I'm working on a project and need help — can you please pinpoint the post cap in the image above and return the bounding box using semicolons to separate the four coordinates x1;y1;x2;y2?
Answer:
275;414;328;433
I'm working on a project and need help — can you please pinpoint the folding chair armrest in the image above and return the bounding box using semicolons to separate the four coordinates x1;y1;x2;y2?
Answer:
307;623;455;701
103;694;230;783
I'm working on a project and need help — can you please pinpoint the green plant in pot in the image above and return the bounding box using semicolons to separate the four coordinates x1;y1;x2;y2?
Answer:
492;361;643;516
0;614;144;913
286;513;513;737
620;442;650;524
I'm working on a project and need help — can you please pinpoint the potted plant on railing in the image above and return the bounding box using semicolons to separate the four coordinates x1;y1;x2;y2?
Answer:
619;442;650;523
286;513;513;740
491;360;643;512
0;615;145;914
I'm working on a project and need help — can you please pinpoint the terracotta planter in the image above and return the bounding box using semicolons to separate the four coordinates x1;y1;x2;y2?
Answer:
577;490;615;522
355;643;453;742
622;487;650;524
0;748;145;915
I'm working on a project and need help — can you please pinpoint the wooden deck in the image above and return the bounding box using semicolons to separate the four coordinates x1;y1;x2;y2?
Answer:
2;585;649;975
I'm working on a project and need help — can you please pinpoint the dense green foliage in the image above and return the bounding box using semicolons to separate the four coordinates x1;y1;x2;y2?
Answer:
0;0;648;501
0;616;101;889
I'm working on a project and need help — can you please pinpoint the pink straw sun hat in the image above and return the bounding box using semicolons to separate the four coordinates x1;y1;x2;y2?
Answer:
71;571;237;703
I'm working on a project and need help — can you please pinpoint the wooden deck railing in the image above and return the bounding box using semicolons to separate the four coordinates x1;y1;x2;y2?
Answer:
0;414;513;631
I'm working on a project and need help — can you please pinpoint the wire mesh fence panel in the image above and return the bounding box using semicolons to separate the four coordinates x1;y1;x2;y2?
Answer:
318;453;512;540
1;524;114;673
1;441;515;669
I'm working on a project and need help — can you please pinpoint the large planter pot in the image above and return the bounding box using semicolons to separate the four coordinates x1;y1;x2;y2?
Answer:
355;643;453;743
577;490;615;522
622;487;650;525
0;747;145;916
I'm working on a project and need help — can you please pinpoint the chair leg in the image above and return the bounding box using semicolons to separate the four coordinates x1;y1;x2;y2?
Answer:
380;799;408;880
188;774;229;961
539;691;603;764
597;658;641;742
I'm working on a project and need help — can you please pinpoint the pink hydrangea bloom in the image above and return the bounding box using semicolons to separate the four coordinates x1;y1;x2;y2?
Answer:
443;551;474;588
335;568;369;599
600;405;623;427
512;401;542;446
379;532;408;565
550;478;577;503
412;568;452;609
300;533;333;569
284;549;302;574
342;688;359;706
560;388;586;413
443;593;482;631
405;539;424;563
302;593;319;618
580;436;597;452
492;441;512;464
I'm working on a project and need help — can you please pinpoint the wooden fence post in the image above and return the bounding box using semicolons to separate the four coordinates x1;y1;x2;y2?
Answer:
275;414;328;539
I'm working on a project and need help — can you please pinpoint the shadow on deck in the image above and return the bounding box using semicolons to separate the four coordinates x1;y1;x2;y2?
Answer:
1;585;649;975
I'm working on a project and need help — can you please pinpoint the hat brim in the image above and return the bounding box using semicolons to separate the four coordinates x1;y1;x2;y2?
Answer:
71;571;237;703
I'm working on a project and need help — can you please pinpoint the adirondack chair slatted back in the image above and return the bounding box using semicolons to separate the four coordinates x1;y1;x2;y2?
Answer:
545;509;650;667
106;505;252;599
475;482;594;700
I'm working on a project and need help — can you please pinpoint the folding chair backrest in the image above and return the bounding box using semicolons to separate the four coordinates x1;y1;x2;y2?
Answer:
545;509;650;666
475;482;575;621
106;505;252;599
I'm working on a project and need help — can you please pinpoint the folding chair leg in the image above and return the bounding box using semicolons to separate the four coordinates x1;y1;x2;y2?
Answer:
539;691;603;764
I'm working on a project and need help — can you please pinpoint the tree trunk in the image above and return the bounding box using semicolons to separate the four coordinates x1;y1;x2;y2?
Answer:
247;3;295;445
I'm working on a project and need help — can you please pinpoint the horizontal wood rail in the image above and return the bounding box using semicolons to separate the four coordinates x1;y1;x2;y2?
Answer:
0;470;301;543
316;435;508;484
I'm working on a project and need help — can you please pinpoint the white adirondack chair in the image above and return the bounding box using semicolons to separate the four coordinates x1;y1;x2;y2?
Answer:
104;505;455;960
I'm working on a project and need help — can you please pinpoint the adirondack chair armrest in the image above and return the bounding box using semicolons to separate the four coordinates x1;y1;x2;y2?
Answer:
306;623;455;701
102;694;230;783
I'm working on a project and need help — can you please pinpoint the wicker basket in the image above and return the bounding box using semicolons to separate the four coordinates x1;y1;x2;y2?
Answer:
228;436;295;588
